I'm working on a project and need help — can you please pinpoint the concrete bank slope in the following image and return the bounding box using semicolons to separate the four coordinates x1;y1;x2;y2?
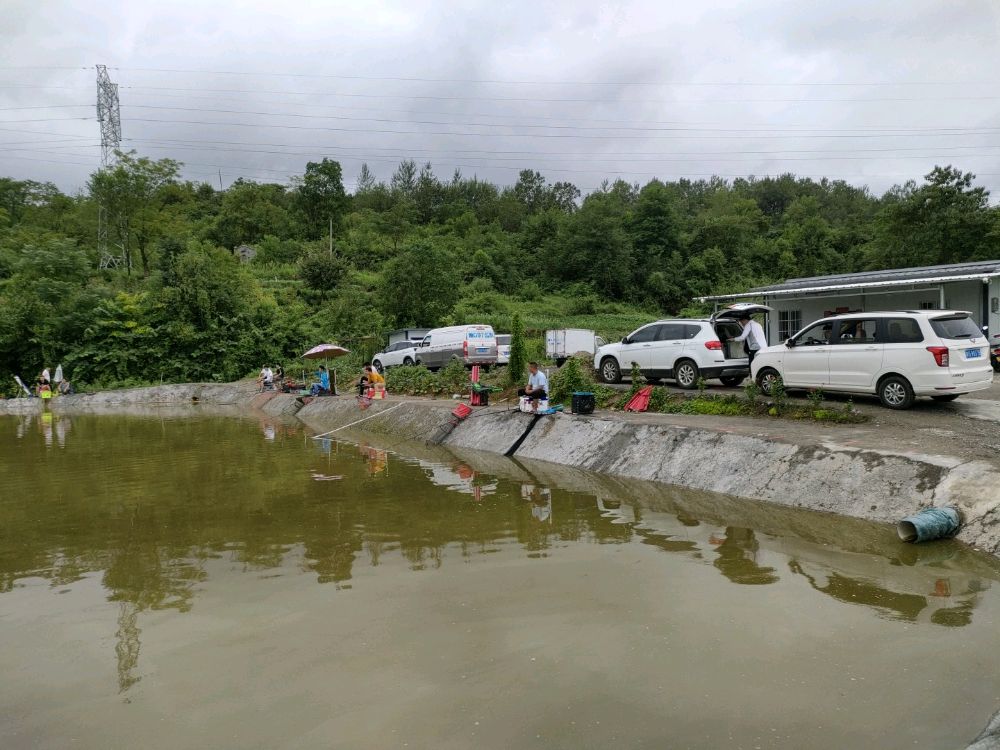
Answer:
297;397;1000;556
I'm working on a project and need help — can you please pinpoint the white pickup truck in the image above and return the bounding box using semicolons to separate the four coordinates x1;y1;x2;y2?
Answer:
545;328;607;366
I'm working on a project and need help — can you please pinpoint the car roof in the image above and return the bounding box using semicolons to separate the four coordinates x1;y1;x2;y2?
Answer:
811;310;973;321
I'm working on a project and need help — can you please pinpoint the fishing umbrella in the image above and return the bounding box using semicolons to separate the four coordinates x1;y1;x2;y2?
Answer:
302;344;351;395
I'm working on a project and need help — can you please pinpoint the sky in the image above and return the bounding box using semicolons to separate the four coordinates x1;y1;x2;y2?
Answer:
2;0;1000;198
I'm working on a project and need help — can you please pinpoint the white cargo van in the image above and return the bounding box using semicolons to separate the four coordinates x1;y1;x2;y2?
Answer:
415;324;498;370
546;329;607;366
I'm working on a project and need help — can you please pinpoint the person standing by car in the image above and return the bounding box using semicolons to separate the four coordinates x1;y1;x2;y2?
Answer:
518;362;548;409
733;313;767;366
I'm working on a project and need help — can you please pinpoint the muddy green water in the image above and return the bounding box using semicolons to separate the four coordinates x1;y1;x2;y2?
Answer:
2;412;999;749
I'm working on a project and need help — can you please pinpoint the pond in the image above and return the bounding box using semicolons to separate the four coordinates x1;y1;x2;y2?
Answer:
1;412;998;749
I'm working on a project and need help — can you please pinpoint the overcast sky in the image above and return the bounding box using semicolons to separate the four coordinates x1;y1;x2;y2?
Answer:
2;0;999;199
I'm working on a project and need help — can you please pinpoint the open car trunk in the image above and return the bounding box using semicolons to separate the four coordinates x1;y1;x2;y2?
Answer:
710;303;773;361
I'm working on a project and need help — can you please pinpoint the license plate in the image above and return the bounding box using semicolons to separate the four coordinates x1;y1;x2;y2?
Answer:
966;348;983;359
477;347;488;353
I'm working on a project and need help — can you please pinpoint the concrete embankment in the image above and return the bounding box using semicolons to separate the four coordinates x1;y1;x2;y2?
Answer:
296;396;1000;556
5;384;1000;555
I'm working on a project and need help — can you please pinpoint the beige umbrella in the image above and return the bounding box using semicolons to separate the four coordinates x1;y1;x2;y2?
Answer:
302;344;351;395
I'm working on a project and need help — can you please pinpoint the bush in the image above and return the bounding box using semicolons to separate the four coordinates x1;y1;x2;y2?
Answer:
298;248;347;291
548;356;591;404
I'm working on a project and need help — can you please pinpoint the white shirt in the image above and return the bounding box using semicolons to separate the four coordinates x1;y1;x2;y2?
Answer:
734;320;767;351
528;369;548;391
261;367;273;383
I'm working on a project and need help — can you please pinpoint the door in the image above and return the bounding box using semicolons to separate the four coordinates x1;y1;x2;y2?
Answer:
647;323;698;375
619;324;661;371
827;318;883;389
782;321;833;386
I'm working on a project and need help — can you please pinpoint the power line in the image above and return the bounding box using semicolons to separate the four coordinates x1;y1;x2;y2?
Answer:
110;66;997;88
121;115;1000;141
115;83;1000;106
117;103;1000;136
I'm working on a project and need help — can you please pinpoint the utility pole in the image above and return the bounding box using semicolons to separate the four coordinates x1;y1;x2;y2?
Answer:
329;216;333;258
96;64;123;270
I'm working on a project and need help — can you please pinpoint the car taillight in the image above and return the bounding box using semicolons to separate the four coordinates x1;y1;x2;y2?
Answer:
705;340;723;350
926;346;949;367
463;340;468;356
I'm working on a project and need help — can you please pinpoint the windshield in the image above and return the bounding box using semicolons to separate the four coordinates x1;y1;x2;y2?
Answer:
930;316;981;340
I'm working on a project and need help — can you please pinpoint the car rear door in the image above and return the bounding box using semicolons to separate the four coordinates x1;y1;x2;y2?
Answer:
930;314;992;381
827;317;883;389
645;323;687;375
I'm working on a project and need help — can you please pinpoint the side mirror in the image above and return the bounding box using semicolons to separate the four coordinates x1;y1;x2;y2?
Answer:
621;336;630;344
785;338;795;348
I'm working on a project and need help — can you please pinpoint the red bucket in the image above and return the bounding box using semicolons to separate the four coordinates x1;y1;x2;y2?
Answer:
451;403;473;419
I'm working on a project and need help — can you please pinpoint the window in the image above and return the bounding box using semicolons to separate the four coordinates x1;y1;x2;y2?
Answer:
794;322;833;346
658;323;700;340
628;325;660;343
919;302;936;310
882;318;924;343
831;318;879;344
930;315;982;340
778;310;802;340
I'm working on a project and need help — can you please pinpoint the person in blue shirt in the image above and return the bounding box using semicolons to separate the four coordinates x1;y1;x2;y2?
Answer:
310;365;331;396
518;362;548;406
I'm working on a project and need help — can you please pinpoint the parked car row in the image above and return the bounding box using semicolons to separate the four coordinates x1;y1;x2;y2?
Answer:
372;325;498;373
372;326;609;372
592;305;992;410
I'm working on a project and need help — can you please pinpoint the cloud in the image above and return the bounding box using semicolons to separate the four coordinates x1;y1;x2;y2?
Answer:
1;0;998;200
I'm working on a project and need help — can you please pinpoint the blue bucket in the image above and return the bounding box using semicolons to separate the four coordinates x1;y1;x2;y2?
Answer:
897;506;961;543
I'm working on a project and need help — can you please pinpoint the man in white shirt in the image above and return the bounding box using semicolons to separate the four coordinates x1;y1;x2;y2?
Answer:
518;362;548;407
734;313;768;366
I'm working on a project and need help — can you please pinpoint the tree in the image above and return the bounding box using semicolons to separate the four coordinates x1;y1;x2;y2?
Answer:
298;246;347;291
868;166;996;268
211;179;293;249
87;152;181;275
379;241;459;326
505;313;527;387
293;158;348;240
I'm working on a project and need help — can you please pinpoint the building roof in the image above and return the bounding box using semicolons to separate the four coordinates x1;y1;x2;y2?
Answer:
699;260;1000;301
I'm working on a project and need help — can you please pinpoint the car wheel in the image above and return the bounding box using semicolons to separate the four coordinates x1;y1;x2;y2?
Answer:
372;360;384;374
674;359;699;390
931;394;960;402
720;376;744;387
600;357;622;384
878;375;915;410
403;356;414;366
756;368;781;396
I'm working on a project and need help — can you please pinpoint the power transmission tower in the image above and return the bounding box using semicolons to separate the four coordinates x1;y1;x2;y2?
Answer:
96;64;124;270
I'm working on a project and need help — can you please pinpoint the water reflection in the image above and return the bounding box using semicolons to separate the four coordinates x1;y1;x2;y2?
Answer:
1;414;997;700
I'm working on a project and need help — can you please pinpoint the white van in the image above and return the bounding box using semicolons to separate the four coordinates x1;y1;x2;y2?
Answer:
415;325;498;370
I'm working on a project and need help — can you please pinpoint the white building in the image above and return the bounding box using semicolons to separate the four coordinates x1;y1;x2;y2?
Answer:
700;260;1000;342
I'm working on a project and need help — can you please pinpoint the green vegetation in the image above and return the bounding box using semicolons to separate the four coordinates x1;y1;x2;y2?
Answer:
1;157;998;394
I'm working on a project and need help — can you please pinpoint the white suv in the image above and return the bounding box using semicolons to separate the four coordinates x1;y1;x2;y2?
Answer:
371;340;422;373
752;310;993;409
594;307;766;388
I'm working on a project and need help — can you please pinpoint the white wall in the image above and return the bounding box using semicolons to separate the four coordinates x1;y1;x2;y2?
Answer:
764;280;993;342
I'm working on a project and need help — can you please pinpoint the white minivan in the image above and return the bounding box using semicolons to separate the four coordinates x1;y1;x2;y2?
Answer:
415;324;498;370
752;310;993;409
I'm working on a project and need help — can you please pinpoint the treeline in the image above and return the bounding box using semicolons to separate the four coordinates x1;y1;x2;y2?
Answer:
1;155;998;391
